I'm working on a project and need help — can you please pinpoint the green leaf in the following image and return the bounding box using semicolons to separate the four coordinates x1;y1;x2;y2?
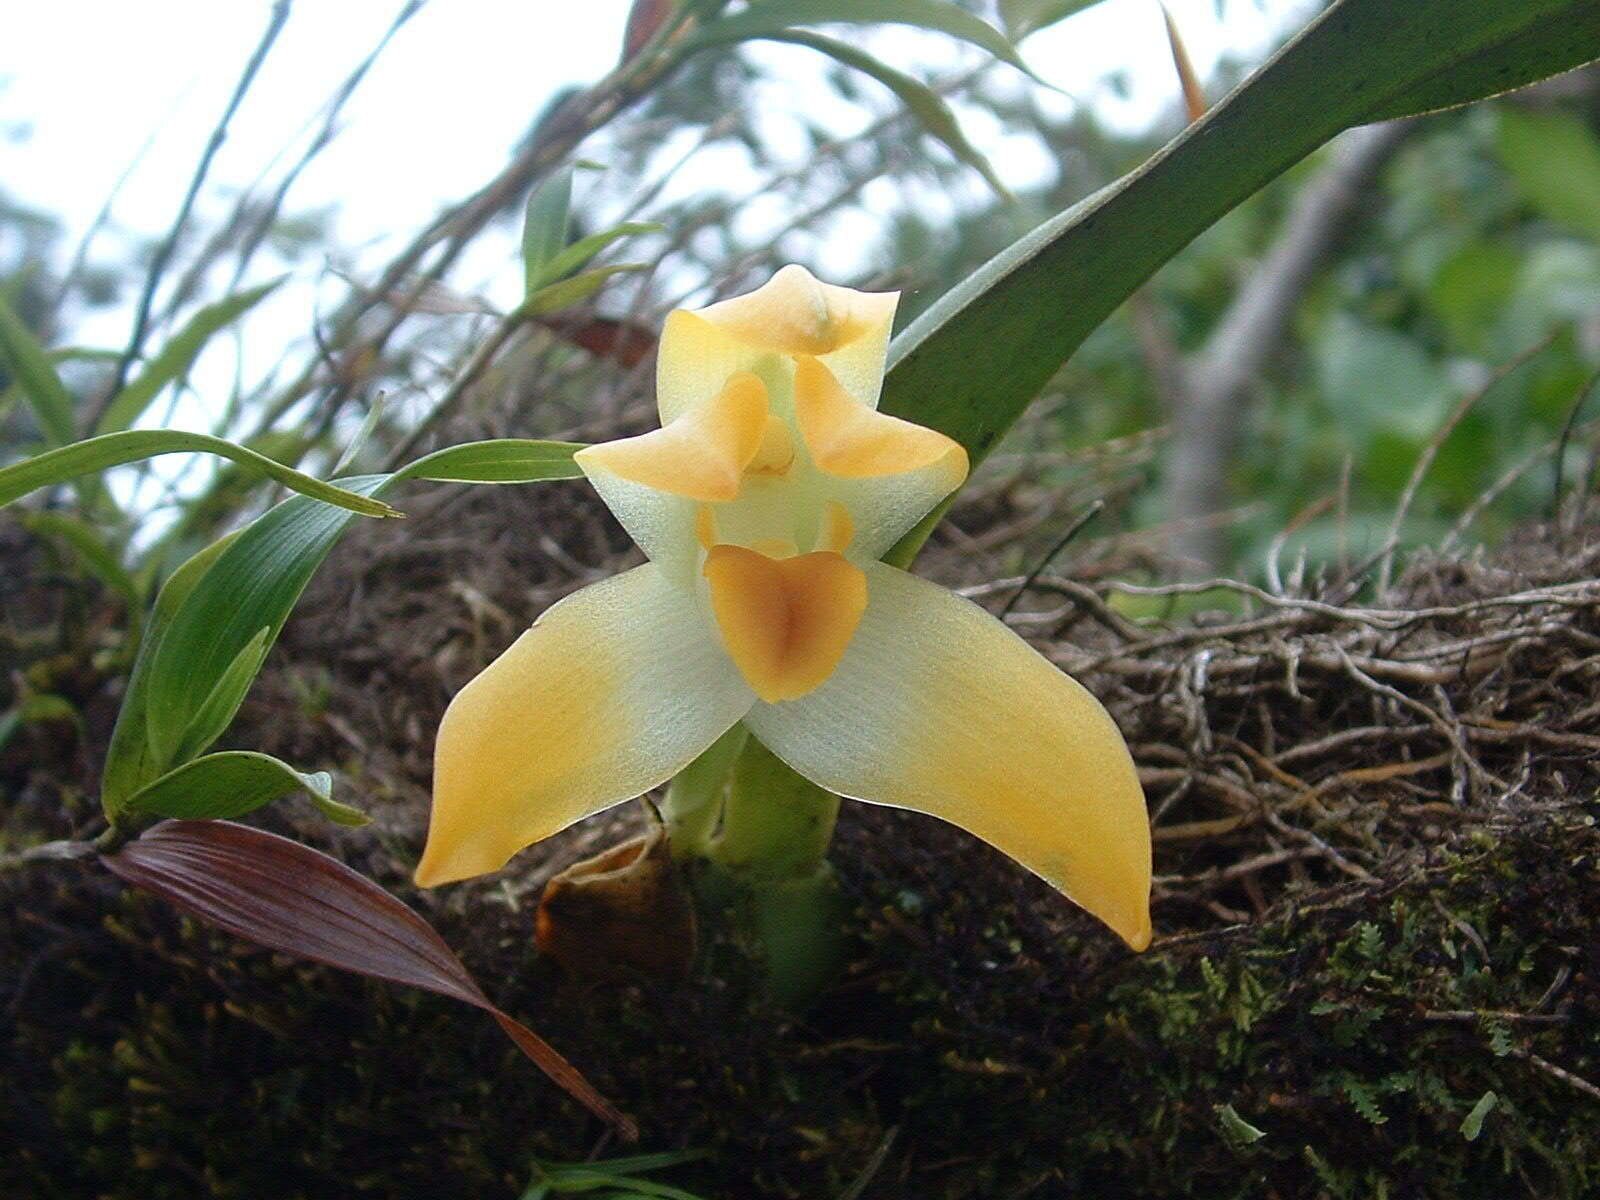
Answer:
523;264;647;317
0;429;403;517
102;531;241;815
879;0;1600;565
1494;106;1600;245
0;292;76;446
762;30;1010;201
304;786;373;827
139;475;390;778
332;393;388;475
1460;1089;1497;1141
996;0;1103;40
1315;317;1454;443
122;750;338;822
95;278;283;435
540;222;662;289
105;433;582;815
400;438;587;484
1215;1102;1268;1147
523;166;574;299
1366;9;1600;122
534;1151;707;1179
168;626;272;765
686;0;1033;79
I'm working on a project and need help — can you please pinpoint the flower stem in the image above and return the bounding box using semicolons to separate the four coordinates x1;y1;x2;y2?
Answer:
660;723;747;857
709;738;839;880
692;735;847;1007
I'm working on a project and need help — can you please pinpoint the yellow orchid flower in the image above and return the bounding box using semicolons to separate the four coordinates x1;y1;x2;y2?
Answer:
415;265;1153;951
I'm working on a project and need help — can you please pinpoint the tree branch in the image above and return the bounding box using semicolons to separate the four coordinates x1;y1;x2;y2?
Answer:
1163;118;1415;572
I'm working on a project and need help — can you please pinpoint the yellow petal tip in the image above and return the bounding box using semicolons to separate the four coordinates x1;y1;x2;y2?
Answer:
794;355;967;482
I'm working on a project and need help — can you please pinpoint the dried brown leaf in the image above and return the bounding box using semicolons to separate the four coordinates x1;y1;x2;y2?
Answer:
104;819;637;1140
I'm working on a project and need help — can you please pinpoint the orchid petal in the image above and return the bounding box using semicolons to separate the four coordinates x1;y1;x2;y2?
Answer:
745;562;1152;950
576;372;768;502
699;264;898;359
658;266;897;422
793;356;967;558
656;309;782;425
415;564;754;886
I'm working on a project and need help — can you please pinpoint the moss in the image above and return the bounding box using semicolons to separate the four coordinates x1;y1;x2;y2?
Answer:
4;807;1595;1199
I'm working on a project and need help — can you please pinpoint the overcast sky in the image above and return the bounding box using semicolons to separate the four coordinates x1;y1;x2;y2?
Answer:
4;2;1305;282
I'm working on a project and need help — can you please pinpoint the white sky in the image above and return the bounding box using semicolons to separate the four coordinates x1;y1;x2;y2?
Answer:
1;0;1308;462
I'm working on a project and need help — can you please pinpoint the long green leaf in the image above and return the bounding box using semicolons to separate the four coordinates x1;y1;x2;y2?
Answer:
0;429;403;517
686;0;1032;78
539;222;662;288
764;30;1010;200
140;475;390;774
96;278;283;435
1365;12;1600;121
102;532;242;814
880;0;1600;504
524;264;647;316
169;626;272;765
111;440;583;813
401;438;587;484
523;166;574;299
996;0;1104;40
0;292;76;446
122;750;338;822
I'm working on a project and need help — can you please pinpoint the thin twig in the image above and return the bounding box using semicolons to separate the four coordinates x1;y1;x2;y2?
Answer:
1550;360;1600;521
998;501;1103;619
1375;332;1557;592
95;0;293;427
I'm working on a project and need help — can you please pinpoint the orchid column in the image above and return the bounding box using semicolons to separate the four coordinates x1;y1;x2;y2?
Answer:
414;267;1152;995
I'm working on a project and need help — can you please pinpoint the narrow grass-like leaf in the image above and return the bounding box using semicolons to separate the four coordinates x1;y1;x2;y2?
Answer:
879;0;1600;547
997;0;1103;40
168;627;272;765
103;820;637;1138
102;532;241;814
686;0;1033;78
524;264;647;316
122;750;335;820
764;31;1010;200
1460;1090;1497;1141
0;292;76;446
95;278;283;435
0;429;403;516
523;166;574;299
400;438;587;484
332;392;388;475
539;222;662;288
